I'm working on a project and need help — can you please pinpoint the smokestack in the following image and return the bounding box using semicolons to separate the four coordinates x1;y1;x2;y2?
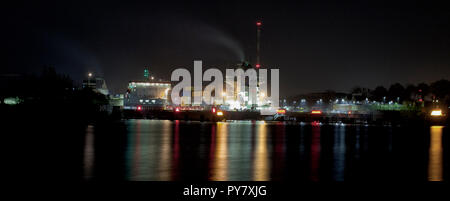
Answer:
256;20;262;68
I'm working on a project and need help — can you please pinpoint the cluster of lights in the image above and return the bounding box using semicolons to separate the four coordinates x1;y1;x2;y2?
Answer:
172;106;224;116
211;107;225;116
130;82;170;87
139;99;157;104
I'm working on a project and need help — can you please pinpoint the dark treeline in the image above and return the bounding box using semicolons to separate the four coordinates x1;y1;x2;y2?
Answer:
350;80;450;105
1;67;109;123
289;79;450;110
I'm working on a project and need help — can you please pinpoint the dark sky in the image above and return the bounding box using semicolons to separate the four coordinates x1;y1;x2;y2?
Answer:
2;0;450;96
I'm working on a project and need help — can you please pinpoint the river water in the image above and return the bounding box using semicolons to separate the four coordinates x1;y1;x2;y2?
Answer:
83;120;448;181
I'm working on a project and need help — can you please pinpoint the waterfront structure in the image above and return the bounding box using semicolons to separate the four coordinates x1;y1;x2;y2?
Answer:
82;74;109;96
123;69;171;110
222;62;267;110
109;94;124;107
124;81;171;110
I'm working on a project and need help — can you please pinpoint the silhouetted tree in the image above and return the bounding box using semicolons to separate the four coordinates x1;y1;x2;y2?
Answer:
430;79;450;105
404;84;417;101
351;86;362;94
417;82;430;95
388;83;405;102
2;66;109;123
371;86;388;102
430;79;450;99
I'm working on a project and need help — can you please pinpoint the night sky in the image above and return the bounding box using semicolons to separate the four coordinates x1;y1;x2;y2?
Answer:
2;0;450;96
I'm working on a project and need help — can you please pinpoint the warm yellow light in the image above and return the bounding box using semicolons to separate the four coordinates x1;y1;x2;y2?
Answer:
428;126;443;181
88;73;93;77
431;110;442;116
260;92;265;97
276;109;286;114
217;111;224;116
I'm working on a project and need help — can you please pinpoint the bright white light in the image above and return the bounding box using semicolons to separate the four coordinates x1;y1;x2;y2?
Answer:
4;97;19;105
431;110;442;116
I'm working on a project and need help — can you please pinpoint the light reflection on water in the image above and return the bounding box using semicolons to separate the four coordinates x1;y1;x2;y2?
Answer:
125;120;173;180
84;120;447;181
158;120;172;180
333;126;346;181
83;125;95;180
428;126;443;181
310;125;320;182
254;121;270;181
210;122;228;181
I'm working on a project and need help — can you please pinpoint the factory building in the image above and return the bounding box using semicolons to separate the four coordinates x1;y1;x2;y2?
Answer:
124;69;171;110
82;75;109;96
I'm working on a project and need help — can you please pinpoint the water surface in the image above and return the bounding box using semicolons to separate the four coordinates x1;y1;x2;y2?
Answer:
83;120;448;181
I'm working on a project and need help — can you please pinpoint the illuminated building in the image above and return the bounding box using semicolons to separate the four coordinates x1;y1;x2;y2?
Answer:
109;94;124;107
124;81;171;110
82;75;110;95
222;62;266;110
124;69;171;110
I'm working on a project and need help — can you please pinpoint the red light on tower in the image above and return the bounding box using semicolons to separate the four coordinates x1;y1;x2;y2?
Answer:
175;107;180;112
137;106;142;111
256;20;262;71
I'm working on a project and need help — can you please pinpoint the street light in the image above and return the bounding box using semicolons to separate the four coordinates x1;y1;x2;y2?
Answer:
87;73;93;88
